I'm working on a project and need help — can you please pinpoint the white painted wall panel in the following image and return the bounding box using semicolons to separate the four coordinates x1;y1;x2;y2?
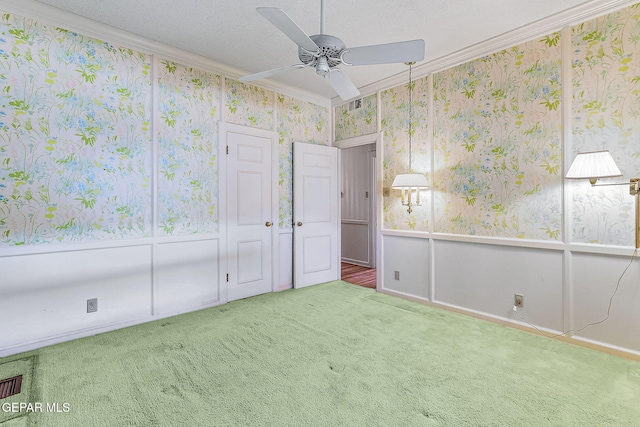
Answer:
382;235;429;299
0;246;152;350
341;222;369;265
278;231;293;290
156;240;220;313
571;253;640;352
433;240;563;331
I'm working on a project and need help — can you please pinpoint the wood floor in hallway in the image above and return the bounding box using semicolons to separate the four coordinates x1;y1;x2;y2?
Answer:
341;262;376;289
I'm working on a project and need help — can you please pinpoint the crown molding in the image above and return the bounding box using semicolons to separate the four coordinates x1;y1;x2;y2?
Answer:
331;0;639;107
0;0;332;108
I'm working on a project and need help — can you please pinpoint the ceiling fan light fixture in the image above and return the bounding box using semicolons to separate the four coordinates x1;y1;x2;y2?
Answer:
316;56;330;76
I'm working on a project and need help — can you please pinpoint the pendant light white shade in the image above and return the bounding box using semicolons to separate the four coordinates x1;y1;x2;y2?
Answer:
392;173;429;188
566;150;622;184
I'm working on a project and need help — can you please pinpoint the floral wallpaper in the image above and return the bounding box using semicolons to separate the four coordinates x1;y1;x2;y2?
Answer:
224;79;274;130
13;3;640;249
335;94;377;141
0;7;334;247
432;36;563;240
381;75;430;230
276;94;330;228
571;4;640;246
0;13;152;246
373;4;640;246
156;60;220;236
374;4;640;246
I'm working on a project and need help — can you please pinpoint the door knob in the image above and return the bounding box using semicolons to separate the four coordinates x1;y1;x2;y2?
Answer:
296;221;303;227
265;221;273;227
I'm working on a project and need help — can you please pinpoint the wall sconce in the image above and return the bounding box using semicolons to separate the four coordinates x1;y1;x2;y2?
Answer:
392;61;428;214
566;150;639;248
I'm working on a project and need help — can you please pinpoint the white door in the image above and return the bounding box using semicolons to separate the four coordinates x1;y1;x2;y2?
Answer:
293;142;340;288
225;125;277;301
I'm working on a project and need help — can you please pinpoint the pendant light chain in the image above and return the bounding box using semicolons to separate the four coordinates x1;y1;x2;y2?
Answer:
408;62;413;172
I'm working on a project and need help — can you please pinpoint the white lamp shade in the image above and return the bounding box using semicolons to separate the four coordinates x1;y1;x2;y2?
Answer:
565;150;622;180
392;173;429;188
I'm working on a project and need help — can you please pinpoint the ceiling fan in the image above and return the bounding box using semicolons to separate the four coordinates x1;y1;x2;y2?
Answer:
239;1;425;100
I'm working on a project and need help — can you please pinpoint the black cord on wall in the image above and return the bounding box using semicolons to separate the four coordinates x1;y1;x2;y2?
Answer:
513;248;638;339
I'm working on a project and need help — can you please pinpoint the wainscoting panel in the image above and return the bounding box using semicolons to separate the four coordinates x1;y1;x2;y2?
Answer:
341;222;370;266
433;240;564;332
156;239;221;313
571;252;640;352
0;245;152;351
382;235;430;299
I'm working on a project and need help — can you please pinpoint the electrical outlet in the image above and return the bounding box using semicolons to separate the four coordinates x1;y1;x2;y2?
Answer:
394;271;400;281
87;298;98;313
514;294;524;308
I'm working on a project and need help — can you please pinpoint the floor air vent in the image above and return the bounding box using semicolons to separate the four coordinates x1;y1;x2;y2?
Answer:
0;375;22;399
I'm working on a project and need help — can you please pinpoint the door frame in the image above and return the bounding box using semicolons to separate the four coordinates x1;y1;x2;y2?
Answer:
220;122;280;302
334;131;383;291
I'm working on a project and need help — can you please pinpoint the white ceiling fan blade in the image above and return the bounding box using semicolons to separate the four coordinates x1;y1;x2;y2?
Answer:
325;68;360;100
257;7;319;53
239;64;308;82
341;39;425;66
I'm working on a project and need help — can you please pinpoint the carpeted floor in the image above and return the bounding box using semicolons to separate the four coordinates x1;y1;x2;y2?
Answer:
1;281;639;426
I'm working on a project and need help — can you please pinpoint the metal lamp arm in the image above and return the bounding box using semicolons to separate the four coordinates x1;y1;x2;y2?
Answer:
590;178;640;195
590;181;629;186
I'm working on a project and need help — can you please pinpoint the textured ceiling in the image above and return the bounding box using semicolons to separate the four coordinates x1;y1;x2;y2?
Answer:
31;0;598;101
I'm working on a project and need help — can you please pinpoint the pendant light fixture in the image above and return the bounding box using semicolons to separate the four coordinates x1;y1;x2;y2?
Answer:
391;62;428;214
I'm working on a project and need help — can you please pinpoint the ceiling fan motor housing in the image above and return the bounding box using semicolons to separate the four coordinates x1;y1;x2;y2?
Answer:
299;34;345;68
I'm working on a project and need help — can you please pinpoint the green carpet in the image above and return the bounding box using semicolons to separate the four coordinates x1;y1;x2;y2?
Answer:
1;281;639;426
